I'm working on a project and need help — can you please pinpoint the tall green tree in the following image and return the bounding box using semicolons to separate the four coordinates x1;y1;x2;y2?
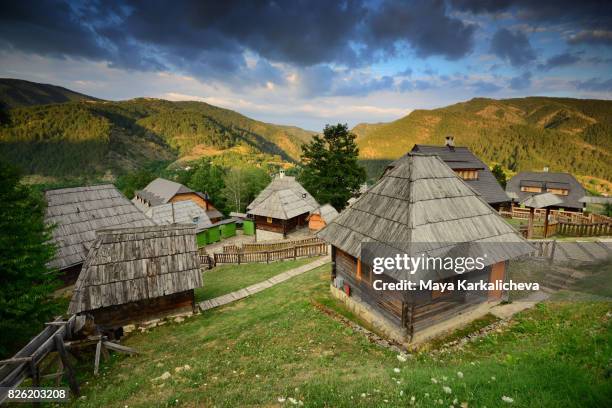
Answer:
491;164;507;189
0;161;60;357
299;124;366;210
187;158;227;213
222;166;270;213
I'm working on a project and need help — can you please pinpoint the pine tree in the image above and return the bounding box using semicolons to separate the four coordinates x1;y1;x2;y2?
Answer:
299;124;366;210
0;160;60;357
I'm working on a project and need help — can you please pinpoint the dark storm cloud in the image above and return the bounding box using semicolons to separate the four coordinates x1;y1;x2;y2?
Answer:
364;0;475;60
490;28;535;67
537;53;581;71
573;77;612;92
509;71;532;90
0;0;477;80
451;0;612;30
568;30;612;47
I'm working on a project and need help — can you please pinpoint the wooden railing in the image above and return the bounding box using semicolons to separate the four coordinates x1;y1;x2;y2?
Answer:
518;222;558;239
557;222;612;237
214;242;328;265
501;208;612;225
222;237;323;254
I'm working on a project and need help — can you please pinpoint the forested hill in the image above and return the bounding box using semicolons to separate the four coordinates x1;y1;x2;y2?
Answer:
355;97;612;181
0;78;99;109
0;80;314;177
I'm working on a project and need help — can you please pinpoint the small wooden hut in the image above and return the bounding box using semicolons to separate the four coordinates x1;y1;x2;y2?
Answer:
45;185;155;283
68;224;202;329
246;173;319;240
133;178;223;222
506;171;586;212
308;204;339;231
145;200;213;229
318;153;533;344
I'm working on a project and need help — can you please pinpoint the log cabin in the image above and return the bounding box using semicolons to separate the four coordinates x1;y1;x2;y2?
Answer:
308;204;339;231
317;153;533;344
44;185;155;283
145;200;213;229
68;224;202;330
384;139;510;210
506;171;586;212
133;178;223;222
246;172;319;240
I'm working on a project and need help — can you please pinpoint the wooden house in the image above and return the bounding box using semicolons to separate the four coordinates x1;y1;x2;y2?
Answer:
68;224;202;330
246;173;319;240
44;185;155;283
133;178;223;222
308;204;339;231
317;153;532;344
384;141;510;210
506;171;586;212
145;200;213;229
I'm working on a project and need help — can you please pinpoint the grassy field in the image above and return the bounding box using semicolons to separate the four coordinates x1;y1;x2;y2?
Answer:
66;263;612;407
194;257;318;302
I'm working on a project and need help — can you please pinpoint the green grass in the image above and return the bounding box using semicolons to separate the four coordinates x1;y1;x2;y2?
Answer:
194;257;318;302
66;264;612;407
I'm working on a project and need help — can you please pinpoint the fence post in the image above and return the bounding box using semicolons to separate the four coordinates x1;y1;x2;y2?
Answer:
294;246;297;260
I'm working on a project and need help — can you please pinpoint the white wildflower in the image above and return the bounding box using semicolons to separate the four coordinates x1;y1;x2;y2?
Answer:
288;397;298;405
397;353;408;362
442;376;448;381
491;376;496;381
461;403;469;408
438;399;444;404
453;398;458;404
457;371;464;378
400;390;404;396
361;393;366;398
501;396;514;403
394;367;401;373
443;386;452;394
431;377;438;384
425;393;430;398
278;397;286;403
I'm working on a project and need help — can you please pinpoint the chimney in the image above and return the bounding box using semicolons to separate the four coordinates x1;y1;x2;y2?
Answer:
543;166;549;172
445;135;455;150
279;169;285;179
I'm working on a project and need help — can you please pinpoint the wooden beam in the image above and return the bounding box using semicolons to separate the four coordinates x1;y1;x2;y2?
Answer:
53;334;80;396
102;341;138;355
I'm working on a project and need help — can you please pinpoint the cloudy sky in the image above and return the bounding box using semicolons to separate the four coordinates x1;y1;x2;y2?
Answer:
1;0;611;130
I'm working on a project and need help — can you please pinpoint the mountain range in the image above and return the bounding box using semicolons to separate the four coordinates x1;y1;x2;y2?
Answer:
1;79;610;186
0;78;313;177
354;97;612;183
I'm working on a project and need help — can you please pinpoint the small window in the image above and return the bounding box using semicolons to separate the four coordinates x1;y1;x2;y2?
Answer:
546;188;569;196
192;216;199;223
455;170;478;180
521;186;542;193
267;217;273;224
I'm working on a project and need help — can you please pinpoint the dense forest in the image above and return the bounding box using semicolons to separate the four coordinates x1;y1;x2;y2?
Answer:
355;97;612;182
0;80;313;179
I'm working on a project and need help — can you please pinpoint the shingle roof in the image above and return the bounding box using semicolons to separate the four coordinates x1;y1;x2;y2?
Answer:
45;185;155;271
135;178;194;206
520;192;564;209
390;145;510;205
318;153;533;280
311;204;339;224
506;171;586;210
247;176;319;220
145;200;213;229
68;224;202;314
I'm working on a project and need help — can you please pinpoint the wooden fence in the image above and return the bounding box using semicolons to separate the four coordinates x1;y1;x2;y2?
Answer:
214;242;328;265
0;315;137;403
223;237;323;254
501;208;612;225
557;222;612;237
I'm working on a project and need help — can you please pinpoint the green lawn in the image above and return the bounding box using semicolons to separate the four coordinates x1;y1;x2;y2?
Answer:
194;257;319;302
69;264;611;407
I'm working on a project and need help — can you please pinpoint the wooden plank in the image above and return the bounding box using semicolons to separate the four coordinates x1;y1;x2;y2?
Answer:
94;340;102;376
53;334;80;396
102;341;138;355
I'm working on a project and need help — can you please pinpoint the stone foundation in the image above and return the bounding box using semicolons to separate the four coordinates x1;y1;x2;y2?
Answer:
330;284;410;345
255;228;285;242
